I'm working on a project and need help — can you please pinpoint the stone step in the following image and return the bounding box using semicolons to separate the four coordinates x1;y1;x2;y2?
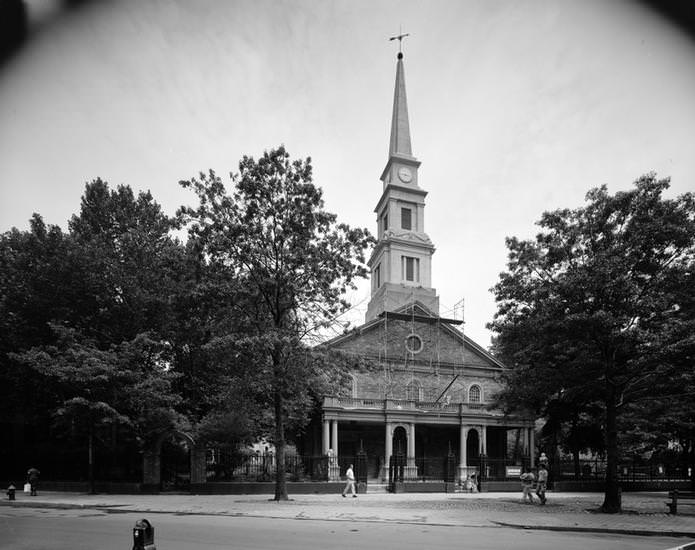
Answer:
364;483;389;493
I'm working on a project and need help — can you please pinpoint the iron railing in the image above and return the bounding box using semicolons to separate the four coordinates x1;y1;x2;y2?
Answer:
416;455;459;482
478;456;531;480
205;451;692;485
552;458;692;482
206;451;331;482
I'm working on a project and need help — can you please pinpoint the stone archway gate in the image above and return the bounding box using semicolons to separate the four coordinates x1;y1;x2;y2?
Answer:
141;430;206;492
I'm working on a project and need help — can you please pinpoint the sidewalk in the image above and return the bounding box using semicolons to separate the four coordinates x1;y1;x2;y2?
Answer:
3;490;695;538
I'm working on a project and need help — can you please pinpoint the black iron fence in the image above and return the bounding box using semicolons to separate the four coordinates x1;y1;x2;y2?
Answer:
206;452;534;483
206;451;331;482
617;463;691;482
411;455;458;482
206;452;372;483
552;458;692;482
206;451;692;485
478;456;531;480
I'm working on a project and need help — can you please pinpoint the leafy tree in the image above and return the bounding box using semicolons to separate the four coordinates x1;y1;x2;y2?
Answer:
165;240;251;423
0;215;81;476
68;178;185;346
12;326;180;493
178;145;372;500
490;173;695;512
1;179;192;482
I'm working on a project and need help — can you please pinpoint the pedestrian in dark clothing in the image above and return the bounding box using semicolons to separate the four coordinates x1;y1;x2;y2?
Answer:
27;468;40;496
7;483;16;500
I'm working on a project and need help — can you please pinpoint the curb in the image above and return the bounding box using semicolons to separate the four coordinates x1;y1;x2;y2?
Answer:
492;520;695;539
1;500;117;511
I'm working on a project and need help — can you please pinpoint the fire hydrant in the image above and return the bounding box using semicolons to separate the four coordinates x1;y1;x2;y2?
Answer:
6;483;16;501
132;518;156;550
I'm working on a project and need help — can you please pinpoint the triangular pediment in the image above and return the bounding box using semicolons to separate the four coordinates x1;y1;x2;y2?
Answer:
384;229;433;246
321;301;505;372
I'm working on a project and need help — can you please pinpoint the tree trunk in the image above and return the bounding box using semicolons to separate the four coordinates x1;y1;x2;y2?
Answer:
273;389;287;501
601;386;621;513
273;348;288;501
548;428;559;488
88;423;96;495
571;416;580;480
573;448;581;481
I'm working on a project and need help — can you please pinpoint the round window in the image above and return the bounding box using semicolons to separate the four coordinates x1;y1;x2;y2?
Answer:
405;333;423;354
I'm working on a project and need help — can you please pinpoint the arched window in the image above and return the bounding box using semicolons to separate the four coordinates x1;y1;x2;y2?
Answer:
406;380;421;401
468;384;482;403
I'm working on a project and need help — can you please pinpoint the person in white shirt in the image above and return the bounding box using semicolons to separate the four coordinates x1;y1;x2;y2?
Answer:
520;467;535;504
342;464;357;498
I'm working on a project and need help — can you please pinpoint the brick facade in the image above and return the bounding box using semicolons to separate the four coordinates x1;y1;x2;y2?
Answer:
329;316;503;405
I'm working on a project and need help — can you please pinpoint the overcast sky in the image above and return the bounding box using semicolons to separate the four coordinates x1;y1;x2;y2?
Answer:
1;0;694;347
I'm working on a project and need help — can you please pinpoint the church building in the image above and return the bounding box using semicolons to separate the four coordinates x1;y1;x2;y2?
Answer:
309;49;536;488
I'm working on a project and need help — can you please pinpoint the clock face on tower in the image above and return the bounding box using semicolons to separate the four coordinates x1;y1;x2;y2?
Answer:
397;166;413;183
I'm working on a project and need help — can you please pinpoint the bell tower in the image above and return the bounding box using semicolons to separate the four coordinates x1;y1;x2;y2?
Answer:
366;48;439;322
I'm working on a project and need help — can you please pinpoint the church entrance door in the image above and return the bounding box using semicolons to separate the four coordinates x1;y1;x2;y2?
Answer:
392;426;407;457
390;426;408;483
467;429;480;469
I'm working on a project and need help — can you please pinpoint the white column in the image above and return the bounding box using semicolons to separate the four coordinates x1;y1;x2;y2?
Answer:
458;424;471;486
408;423;415;458
322;420;330;455
529;427;535;467
331;420;338;457
480;426;487;456
459;425;469;468
407;423;417;479
385;422;392;467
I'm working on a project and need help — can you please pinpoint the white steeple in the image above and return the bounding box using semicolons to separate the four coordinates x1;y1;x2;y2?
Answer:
365;49;439;322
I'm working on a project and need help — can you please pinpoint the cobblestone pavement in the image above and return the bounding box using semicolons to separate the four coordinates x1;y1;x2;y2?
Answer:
3;490;695;538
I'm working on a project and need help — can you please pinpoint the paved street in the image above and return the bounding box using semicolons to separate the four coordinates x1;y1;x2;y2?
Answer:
0;508;691;550
1;490;695;549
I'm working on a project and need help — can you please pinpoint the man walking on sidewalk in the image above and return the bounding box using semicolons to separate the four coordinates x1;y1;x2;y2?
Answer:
520;467;535;504
342;464;357;498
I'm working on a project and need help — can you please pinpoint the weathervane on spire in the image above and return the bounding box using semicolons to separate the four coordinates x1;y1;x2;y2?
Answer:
389;28;410;58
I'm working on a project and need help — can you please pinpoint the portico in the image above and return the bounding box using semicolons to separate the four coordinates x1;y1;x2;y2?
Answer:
320;397;535;483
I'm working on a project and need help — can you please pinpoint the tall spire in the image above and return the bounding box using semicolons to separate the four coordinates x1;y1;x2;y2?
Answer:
389;52;413;158
366;41;439;322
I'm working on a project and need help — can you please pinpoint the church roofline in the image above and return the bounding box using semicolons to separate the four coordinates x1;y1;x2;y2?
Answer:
378;310;462;325
318;300;507;371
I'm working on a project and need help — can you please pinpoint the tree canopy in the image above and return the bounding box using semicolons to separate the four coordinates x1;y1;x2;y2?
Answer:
489;173;695;512
1;179;188;484
178;145;372;499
